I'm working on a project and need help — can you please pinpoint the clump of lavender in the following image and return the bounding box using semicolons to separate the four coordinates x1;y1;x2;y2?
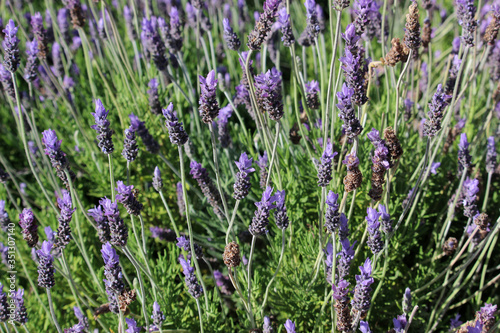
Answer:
148;79;162;115
254;67;284;121
274;190;289;229
101;197;128;247
486;136;497;173
423;84;451;138
54;190;75;250
52;42;64;77
116;181;143;216
88;205;111;243
91;99;114;154
129;114;160;154
249;186;276;236
457;0;478;46
190;160;224;218
305;80;320;110
383;127;403;167
125;318;142;333
353;0;373;35
2;19;20;73
278;7;295;46
19;208;38;248
101;242;125;313
214;270;233;295
0;284;9;322
359;321;372;333
163;103;189;146
176;182;185;216
324;191;340;233
122;126;138;162
340;49;368;106
177;236;204;260
343;152;363;192
337;83;363;139
332;279;352;332
263;316;273;333
31;13;49;59
179;256;203;298
351;258;375;320
1;200;11;232
365;208;383;255
0;64;15;100
13;289;27;324
298;0;320;47
336;238;356;281
233;152;256;200
247;0;281;50
217;105;233;148
223;18;241;50
475;303;497;331
316;142;337;187
36;241;55;289
462;177;479;218
24;39;39;82
367;128;390;201
142;18;168;71
199;70;220;124
458;133;472;173
403;1;420;54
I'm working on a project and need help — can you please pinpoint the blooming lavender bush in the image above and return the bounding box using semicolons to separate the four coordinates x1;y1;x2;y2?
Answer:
0;0;499;332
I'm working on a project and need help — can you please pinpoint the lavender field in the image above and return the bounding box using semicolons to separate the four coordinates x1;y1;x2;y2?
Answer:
0;0;499;331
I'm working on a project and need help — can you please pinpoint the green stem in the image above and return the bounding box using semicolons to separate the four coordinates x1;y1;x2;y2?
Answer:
247;236;257;328
225;200;240;244
159;191;181;238
394;50;413;136
261;228;286;314
46;289;63;333
195;299;205;333
108;154;115;201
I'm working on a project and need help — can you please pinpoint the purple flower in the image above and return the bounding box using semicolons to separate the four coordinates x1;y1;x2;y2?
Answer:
423;84;451;137
486;136;497;173
122;126;138;162
214;270;233;295
477;303;497;326
123;6;136;41
101;242;125;313
249;187;277;236
466;321;483;333
55;190;75;250
463;177;479;218
359;321;372;333
66;306;89;332
337;83;363;138
378;205;392;234
338;213;350;241
324;191;340;233
23;38;38;83
340;49;368;105
13;289;27;324
278;7;295;46
116;181;143;216
0;200;11;232
190;160;224;218
199;70;220;124
2;19;20;73
142;17;168;71
179;256;203;298
57;8;70;42
298;0;320;47
31;12;48;59
393;314;407;333
223;18;241;50
263;316;273;333
317;142;337;187
19;208;38;248
88;205;111;243
255;67;284;121
458;133;472;172
129;114;160;154
52;42;63;77
366;207;383;254
36;241;55;288
150;226;176;242
457;0;478;46
148;78;162;115
274;190;289;229
0;284;9;321
125;318;142;333
100;197;128;247
152;166;163;192
233;152;256;200
176;182;185;217
91;99;114;154
217;105;233;148
163;103;189;145
429;162;441;174
176;236;203;259
336;238;356;281
450;314;463;330
167;7;183;52
0;64;15;101
151;301;165;327
305;80;320;110
284;319;296;333
247;0;281;50
257;151;270;190
351;258;375;318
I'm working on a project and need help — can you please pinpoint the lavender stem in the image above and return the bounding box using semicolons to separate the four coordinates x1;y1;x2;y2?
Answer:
158;191;181;237
46;290;63;333
195;298;204;333
393;49;413;136
261;228;286;314
246;236;257;327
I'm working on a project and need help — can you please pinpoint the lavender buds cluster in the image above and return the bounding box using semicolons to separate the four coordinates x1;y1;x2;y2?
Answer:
190;160;224;218
199;70;220;124
367;129;390;201
101;243;125;313
249;187;276;236
2;19;20;73
343;152;362;192
317;142;337;187
91;99;114;154
247;0;281;50
55;190;75;250
37;241;55;288
254;67;284;121
298;0;320;47
179;257;203;298
42;129;76;188
163;103;189;145
233;152;255;200
19;208;38;248
129;114;160;154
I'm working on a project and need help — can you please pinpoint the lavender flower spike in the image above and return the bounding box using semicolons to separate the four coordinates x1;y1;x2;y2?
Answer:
148;78;162;115
254;67;284;121
337;83;363;138
278;7;295;47
153;166;163;192
179;256;203;298
284;319;296;333
423;84;451;138
36;241;55;288
247;0;281;50
2;19;20;73
274;190;289;229
457;0;478;46
129;114;160;154
199;70;220;124
458;133;472;173
336;238;356;281
378;204;392;234
366;207;383;255
217;105;233;148
249;186;277;236
163;103;189;145
100;197;128;247
324;191;340;233
122;126;138;162
13;289;27;324
486;136;497;173
305;80;320;110
463;177;479;218
91;99;114;154
359;321;372;333
223;18;241;50
317;142;337;187
151;301;165;327
351;257;375;319
19;208;38;248
125;318;142;333
263;316;273;332
88;205;111;243
233;152;256;200
101;242;125;313
55;189;75;250
115;181;143;216
1;200;11;232
298;0;320;47
0;284;9;322
332;279;352;331
24;39;39;82
190;160;224;218
258;151;270;189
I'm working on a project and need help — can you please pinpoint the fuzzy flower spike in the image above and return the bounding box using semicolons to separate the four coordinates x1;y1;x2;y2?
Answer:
199;70;220;124
233;152;256;200
247;0;282;50
2;19;20;73
317;142;337;187
91;99;114;154
249;186;277;236
163;103;189;145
